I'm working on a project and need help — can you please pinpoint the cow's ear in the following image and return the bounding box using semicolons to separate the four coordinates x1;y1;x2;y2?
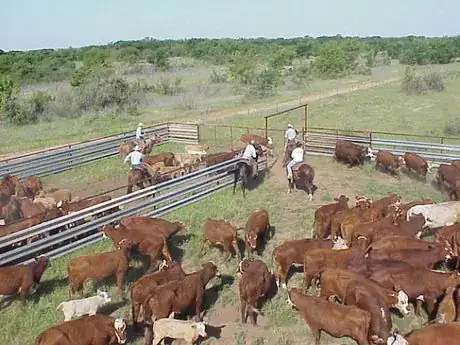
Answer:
34;256;39;262
191;324;197;329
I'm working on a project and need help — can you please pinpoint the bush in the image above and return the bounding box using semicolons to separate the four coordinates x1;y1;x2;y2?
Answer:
154;76;183;95
313;42;349;78
292;64;313;88
247;67;282;98
444;114;460;136
210;69;228;83
401;66;445;94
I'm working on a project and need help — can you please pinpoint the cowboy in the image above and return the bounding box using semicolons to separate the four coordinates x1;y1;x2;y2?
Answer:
286;141;304;179
284;124;298;150
124;145;154;179
242;139;258;178
135;123;146;152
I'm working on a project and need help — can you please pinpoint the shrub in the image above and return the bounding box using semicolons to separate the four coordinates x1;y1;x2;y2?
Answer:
444;114;460;136
313;42;349;78
247;67;282;98
292;64;313;88
210;69;228;83
154;76;183;95
401;66;445;94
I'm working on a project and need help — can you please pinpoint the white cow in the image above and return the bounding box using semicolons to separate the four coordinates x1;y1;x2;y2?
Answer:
406;201;460;228
152;318;208;345
56;290;112;321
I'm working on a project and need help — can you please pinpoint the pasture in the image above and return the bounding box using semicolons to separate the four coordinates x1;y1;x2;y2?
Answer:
0;153;446;345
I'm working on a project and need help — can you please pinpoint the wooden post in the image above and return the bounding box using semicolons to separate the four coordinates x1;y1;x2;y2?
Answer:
304;104;308;139
264;117;268;139
230;126;233;150
196;124;200;144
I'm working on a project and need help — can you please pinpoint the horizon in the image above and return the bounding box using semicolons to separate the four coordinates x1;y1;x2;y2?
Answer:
2;0;458;52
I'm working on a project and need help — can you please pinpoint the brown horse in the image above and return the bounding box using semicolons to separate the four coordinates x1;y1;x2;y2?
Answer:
287;163;316;199
282;141;298;167
118;134;164;156
126;169;171;194
233;145;264;198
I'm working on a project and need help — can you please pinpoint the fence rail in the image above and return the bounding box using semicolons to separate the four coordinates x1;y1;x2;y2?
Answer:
0;155;267;266
304;127;460;166
0;123;200;179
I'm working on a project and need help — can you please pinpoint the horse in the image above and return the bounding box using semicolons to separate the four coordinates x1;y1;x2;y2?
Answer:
232;145;264;198
118;134;164;157
126;168;170;194
282;141;298;167
286;162;316;199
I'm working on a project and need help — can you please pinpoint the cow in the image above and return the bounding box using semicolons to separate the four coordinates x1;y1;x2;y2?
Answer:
330;196;372;238
119;216;187;240
399;199;436;219
240;133;273;149
185;144;210;155
394;323;460;345
287;287;372;345
142;262;221;324
245;209;271;256
33;191;57;210
151;319;208;345
130;260;186;326
200;218;241;260
238;258;272;325
0;196;22;224
57;195;114;215
0;256;49;308
334;140;374;167
46;188;72;203
403;152;431;178
56;290;112;321
436;164;460;200
15;196;47;219
406;201;460;228
272;238;347;289
452;159;460;170
435;285;457;323
16;176;42;199
173;153;203;173
145;152;177;167
365;235;438;254
374;150;404;177
313;195;349;239
67;239;133;297
0;175;17;198
35;315;127;345
202;150;242;167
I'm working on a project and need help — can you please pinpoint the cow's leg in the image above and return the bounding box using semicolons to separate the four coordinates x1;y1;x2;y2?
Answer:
224;244;232;261
240;298;247;324
116;272;126;298
277;263;290;289
199;238;208;257
313;329;321;345
303;272;313;292
19;282;30;308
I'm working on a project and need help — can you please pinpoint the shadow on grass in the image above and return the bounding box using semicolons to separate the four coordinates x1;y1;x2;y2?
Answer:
203;274;235;314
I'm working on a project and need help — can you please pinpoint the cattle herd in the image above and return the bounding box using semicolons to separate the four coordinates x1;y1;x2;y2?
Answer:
2;136;460;345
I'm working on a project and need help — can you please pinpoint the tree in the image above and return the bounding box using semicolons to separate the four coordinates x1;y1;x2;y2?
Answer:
313;42;349;77
0;76;19;112
270;47;296;69
146;48;170;71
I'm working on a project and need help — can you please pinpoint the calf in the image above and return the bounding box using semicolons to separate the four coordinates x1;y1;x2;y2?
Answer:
145;152;176;167
330;196;372;237
313;195;349;239
403;152;431;178
33;191;57;210
334;140;373;167
200;218;240;260
399;199;436;219
287;287;372;345
374;150;404;176
272;238;345;289
202;150;242;167
57;195;113;215
0;256;49;307
407;201;460;228
403;323;460;345
56;290;112;321
365;236;437;254
185;144;210;155
245;209;271;256
240;133;273;148
173;153;202;173
17;176;42;199
151;319;207;345
46;188;72;203
238;258;272;325
142;262;220;323
119;216;187;240
35;315;127;345
437;164;460;200
453;159;460;170
435;285;457;323
130;260;186;326
67;239;132;297
16;196;46;219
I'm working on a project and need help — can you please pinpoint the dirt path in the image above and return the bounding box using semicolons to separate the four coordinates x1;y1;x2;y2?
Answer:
0;77;399;161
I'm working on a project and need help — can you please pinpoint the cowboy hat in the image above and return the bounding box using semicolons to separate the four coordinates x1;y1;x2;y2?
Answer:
134;145;140;151
138;123;144;127
287;124;293;128
250;139;255;144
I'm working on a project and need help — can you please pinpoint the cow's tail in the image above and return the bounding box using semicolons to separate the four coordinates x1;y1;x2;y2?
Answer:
56;302;64;311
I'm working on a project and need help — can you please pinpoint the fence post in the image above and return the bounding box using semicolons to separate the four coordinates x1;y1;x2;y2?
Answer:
441;137;444;155
196;124;200;144
369;131;373;148
264;117;268;139
230;126;233;150
304;104;308;141
214;125;217;146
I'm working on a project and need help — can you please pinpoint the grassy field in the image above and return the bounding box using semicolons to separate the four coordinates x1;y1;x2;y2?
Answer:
0;61;406;156
0;155;447;345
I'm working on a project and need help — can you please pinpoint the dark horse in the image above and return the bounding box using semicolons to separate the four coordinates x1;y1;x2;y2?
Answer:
282;141;298;167
287;163;316;199
126;168;170;194
232;144;264;198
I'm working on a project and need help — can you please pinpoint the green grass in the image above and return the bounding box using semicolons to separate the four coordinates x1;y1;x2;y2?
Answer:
0;155;447;345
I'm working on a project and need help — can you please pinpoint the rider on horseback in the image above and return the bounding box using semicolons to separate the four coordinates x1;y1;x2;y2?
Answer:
124;145;154;180
242;139;258;178
135;123;145;152
286;141;304;179
284;124;298;151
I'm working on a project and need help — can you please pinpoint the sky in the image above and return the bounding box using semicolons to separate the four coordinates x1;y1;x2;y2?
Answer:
1;0;458;51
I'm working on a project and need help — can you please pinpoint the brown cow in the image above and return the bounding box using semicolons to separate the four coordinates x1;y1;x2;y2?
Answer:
35;315;127;345
0;175;17;197
202;150;242;167
403;152;431;178
240;133;273;148
403;322;460;345
238;258;272;325
313;195;349;239
453;160;460;170
67;239;133;297
272;238;347;289
145;152;177;167
200;218;241;260
57;195;114;215
142;262;220;323
16;176;42;199
120;216;187;240
330;196;372;238
100;224;173;268
130;260;186;326
245;209;271;256
0;256;49;307
374;150;404;177
365;235;438;254
16;196;47;219
287;287;372;345
0;196;22;224
334;140;373;167
435;285;457;323
436;164;460;200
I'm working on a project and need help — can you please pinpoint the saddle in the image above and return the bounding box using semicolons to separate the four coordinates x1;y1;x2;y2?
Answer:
292;162;303;171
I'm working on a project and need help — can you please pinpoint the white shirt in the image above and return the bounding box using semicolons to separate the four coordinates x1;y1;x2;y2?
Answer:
136;126;143;140
124;151;144;166
284;128;297;141
242;144;257;159
291;147;304;162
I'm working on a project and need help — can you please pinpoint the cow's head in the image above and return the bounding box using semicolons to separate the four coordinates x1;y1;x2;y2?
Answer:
391;290;410;315
202;261;221;279
426;162;433;174
355;196;372;208
365;147;375;158
96;290;112;304
386;333;408;345
191;322;208;338
397;156;406;167
0;219;5;226
331;236;348;250
334;195;349;204
113;318;127;344
267;137;273;146
441;240;454;260
158;259;169;271
245;231;258;250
